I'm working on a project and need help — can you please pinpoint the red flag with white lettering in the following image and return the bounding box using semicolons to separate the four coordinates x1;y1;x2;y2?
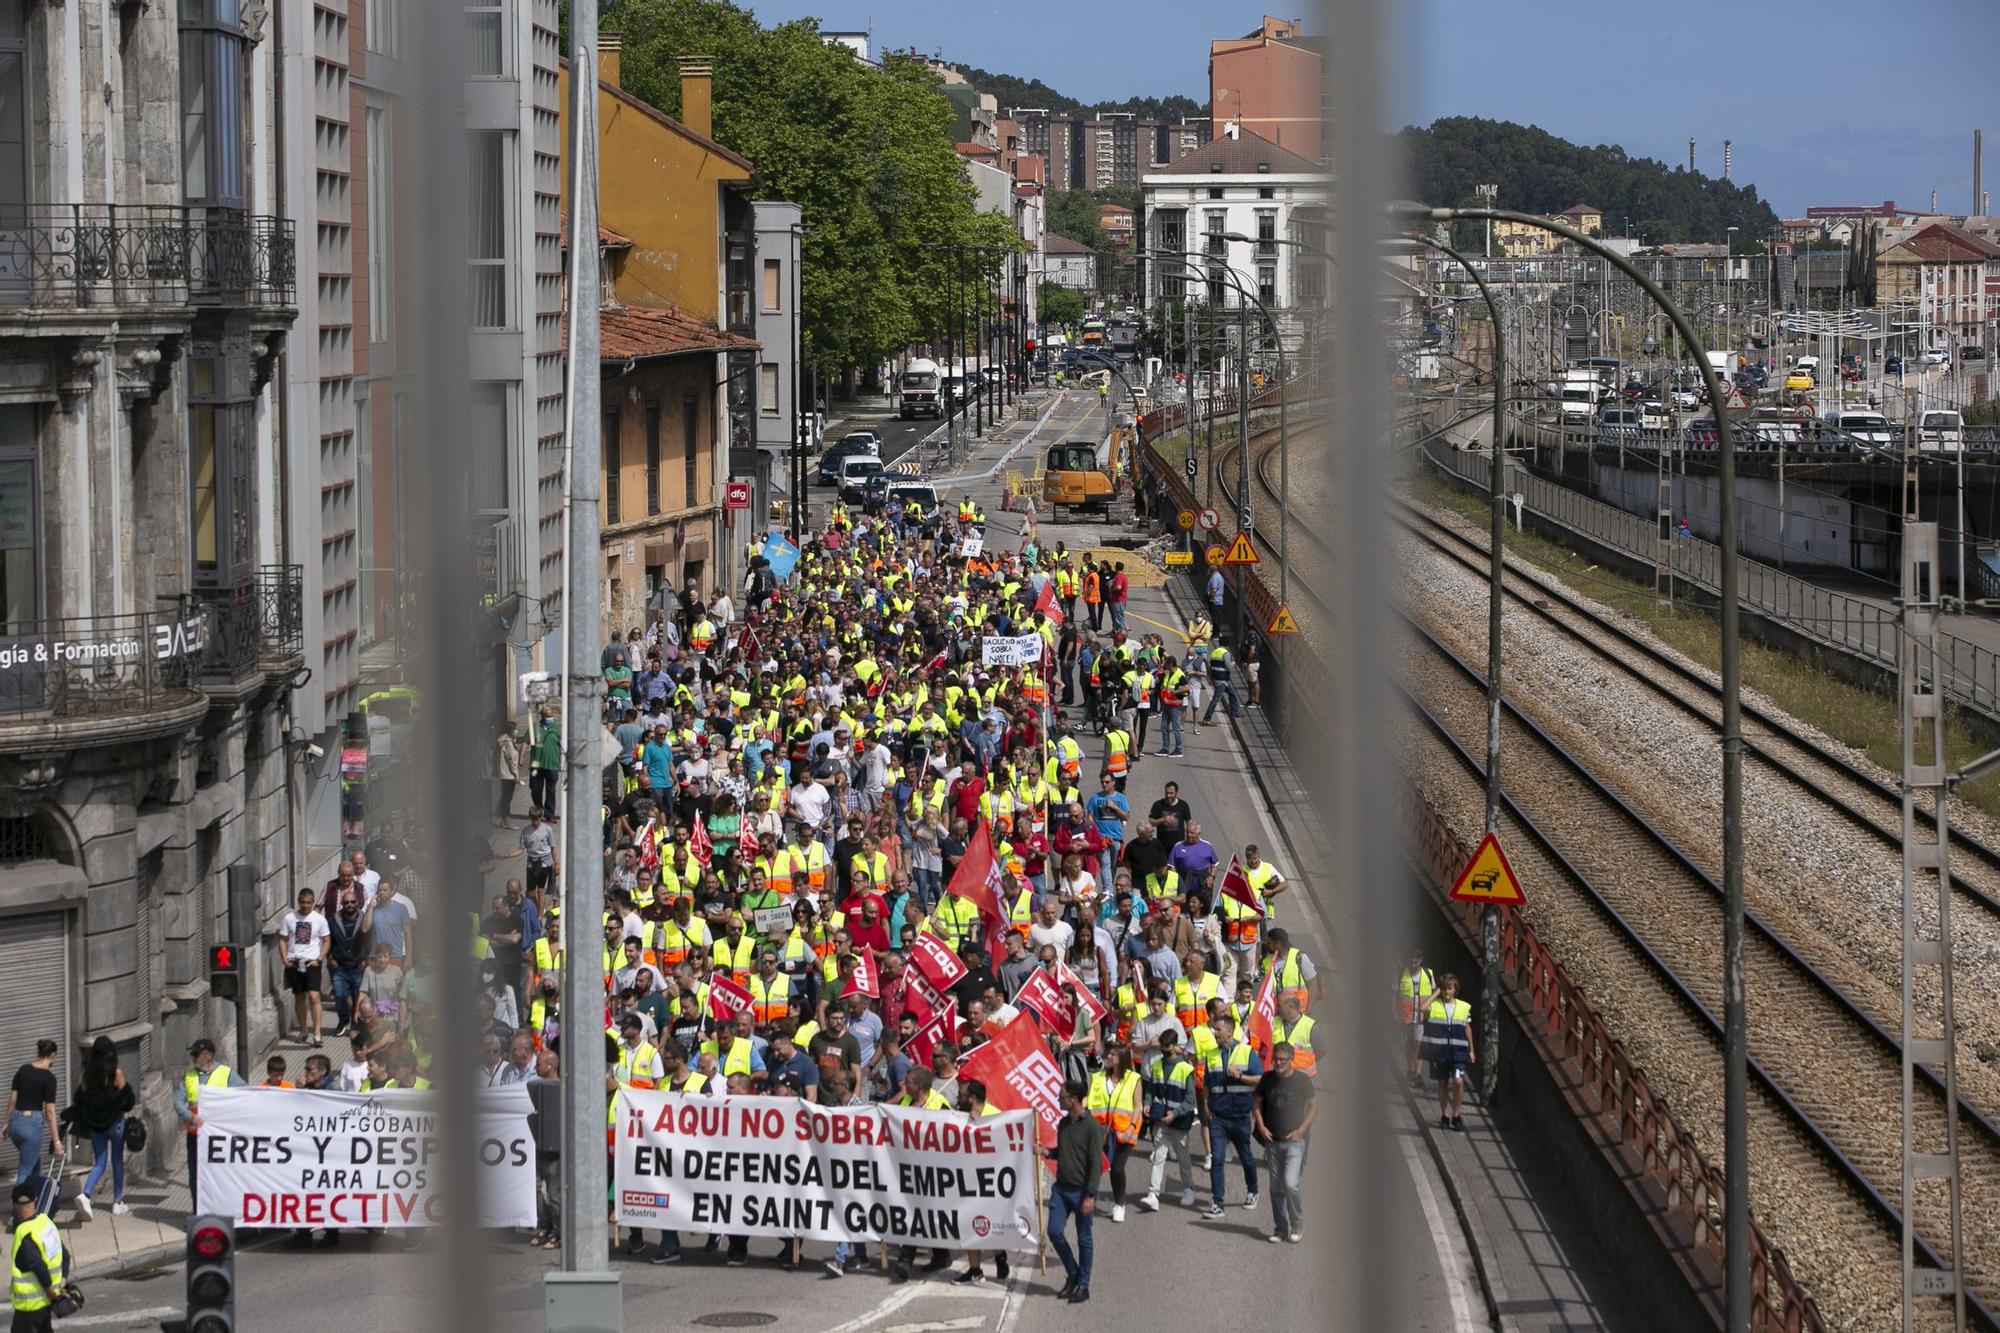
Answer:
707;972;754;1023
1056;960;1109;1024
958;1011;1064;1146
843;949;879;1000
1034;579;1064;625
910;932;969;993
1013;966;1078;1043
689;819;714;870
1218;855;1261;914
904;997;959;1067
945;822;1008;965
1248;961;1279;1058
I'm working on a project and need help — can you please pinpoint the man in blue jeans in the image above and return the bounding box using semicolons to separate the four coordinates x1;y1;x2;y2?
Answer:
1046;1078;1106;1304
1197;1013;1262;1216
1202;642;1242;722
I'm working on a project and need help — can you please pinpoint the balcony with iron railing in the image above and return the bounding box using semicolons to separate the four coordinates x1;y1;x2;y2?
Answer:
193;565;306;688
0;607;210;744
0;205;296;311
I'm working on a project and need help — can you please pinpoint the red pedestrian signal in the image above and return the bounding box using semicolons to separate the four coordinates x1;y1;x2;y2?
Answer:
209;944;240;1000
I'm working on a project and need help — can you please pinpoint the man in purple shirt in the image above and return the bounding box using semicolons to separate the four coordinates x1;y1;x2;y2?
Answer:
1166;820;1219;897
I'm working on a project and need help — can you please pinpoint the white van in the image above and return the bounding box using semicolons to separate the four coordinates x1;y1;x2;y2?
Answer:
1792;355;1821;383
1919;409;1964;452
1824;410;1895;449
1558;384;1596;421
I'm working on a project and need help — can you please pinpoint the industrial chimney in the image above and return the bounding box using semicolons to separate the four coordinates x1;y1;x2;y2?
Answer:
1976;130;1985;218
1723;140;1732;180
1689;138;1696;172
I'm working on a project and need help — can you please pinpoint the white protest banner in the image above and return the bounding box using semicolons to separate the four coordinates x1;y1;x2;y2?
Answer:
614;1090;1039;1251
751;906;794;937
194;1086;536;1229
980;634;1043;667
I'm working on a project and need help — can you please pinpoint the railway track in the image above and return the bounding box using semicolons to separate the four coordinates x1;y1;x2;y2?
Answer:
1219;423;2000;1329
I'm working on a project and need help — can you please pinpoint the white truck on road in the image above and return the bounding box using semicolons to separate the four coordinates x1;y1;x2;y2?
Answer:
899;357;944;421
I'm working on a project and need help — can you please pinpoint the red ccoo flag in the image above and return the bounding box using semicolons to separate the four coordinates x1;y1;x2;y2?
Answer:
1218;855;1262;915
910;931;968;992
735;820;760;862
1247;960;1279;1059
945;821;1008;965
689;819;714;870
707;972;755;1023
958;1011;1065;1148
843;948;880;1000
1034;579;1064;625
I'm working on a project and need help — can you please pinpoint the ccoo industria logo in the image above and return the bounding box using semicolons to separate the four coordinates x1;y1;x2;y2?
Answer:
621;1190;670;1217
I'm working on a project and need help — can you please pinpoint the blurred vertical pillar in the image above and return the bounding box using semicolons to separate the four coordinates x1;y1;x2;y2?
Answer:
405;0;477;1329
1322;0;1402;1326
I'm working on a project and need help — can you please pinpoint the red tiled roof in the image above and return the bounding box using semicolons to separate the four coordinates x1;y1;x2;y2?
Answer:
560;213;633;249
955;141;997;158
1044;234;1095;255
579;306;759;361
1906;222;2000;261
1147;129;1320;176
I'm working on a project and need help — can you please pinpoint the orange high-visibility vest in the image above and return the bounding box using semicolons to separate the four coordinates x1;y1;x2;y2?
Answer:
748;973;792;1027
1086;1069;1142;1145
1084;572;1102;604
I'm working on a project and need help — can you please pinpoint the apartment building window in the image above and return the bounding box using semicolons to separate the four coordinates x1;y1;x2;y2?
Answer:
365;0;400;58
644;399;661;515
467;131;509;328
603;406;620;525
180;0;246;208
470;383;509;517
761;258;782;313
188;353;253;588
1255;209;1277;258
1257;261;1277;307
366;106;391;343
466;1;507;77
0;8;25;214
682;395;699;507
758;363;780;416
0;408;39;632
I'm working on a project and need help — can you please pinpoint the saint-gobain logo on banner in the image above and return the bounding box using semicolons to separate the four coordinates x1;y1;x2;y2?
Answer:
621;1190;670;1218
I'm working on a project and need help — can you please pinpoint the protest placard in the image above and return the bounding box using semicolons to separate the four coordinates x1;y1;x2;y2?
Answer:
980;634;1043;667
193;1086;535;1229
614;1091;1039;1250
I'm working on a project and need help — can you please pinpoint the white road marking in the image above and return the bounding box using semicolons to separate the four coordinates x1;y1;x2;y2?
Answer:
882;1318;986;1333
995;1277;1027;1333
1399;1119;1485;1333
819;1284;928;1333
935;394;1076;486
52;1306;178;1328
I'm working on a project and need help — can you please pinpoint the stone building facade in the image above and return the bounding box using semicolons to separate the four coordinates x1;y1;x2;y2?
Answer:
0;0;304;1172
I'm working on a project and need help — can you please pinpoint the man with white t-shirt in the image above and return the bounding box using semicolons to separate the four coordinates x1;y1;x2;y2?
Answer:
787;771;832;843
277;886;332;1047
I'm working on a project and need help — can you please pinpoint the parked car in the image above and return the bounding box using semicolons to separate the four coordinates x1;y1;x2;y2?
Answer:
1596;407;1643;444
1922;348;1951;366
1884;356;1905;375
1965;346;1986;361
816;434;879;486
1783;370;1815;392
1918;409;1965;451
1823;410;1896;449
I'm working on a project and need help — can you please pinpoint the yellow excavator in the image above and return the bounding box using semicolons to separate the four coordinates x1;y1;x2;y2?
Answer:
1042;420;1132;515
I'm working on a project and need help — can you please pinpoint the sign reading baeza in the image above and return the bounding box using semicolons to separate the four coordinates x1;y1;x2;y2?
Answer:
194;1086;536;1229
615;1090;1039;1251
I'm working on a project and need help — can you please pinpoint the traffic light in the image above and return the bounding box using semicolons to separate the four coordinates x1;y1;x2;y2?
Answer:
207;945;240;1001
185;1215;235;1333
1024;337;1036;354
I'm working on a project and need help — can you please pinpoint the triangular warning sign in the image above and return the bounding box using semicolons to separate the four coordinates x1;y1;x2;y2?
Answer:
1267;605;1300;635
1448;832;1526;906
1223;531;1259;565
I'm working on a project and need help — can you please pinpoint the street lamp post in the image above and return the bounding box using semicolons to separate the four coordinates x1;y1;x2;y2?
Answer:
1414;203;1748;1333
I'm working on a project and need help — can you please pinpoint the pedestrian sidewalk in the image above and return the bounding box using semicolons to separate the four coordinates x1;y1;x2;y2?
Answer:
50;1144;192;1280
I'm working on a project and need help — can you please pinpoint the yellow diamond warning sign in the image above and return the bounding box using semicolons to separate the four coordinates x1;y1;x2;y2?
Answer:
1266;605;1301;635
1222;531;1259;565
1448;832;1525;906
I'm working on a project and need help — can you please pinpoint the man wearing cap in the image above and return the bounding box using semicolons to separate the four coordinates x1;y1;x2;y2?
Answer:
172;1038;244;1205
10;1180;69;1331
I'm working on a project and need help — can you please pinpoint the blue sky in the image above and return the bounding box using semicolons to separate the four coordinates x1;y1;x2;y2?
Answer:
740;0;1998;218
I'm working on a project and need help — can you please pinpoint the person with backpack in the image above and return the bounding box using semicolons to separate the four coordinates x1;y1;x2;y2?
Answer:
64;1037;135;1221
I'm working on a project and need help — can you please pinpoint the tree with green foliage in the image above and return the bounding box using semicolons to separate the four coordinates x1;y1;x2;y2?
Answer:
1037;282;1085;328
1401;117;1780;244
585;0;1019;381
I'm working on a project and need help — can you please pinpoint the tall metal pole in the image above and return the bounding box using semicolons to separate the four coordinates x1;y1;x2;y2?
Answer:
790;223;802;542
1422;205;1747;1332
1234;297;1250;653
947;246;960;458
553;12;620;1328
974;262;986;438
